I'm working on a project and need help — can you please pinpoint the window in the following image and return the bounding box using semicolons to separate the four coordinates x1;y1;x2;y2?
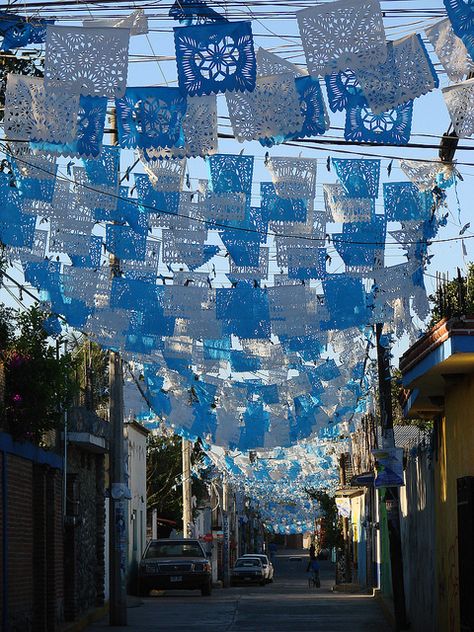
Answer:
145;542;204;559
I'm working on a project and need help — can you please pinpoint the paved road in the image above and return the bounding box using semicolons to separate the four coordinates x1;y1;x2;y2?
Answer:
86;550;390;631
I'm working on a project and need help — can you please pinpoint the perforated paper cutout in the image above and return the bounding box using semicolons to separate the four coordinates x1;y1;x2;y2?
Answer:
142;156;187;192
344;100;413;145
4;74;79;143
201;191;248;223
45;25;130;97
259;75;330;147
442;78;474;138
323;184;374;222
174;21;256;96
121;240;160;279
332;159;380;198
83;9;148;35
116;87;187;150
425;18;473;82
261;182;308;223
256;48;305;77
226;73;304;142
400;159;456;191
140;95;218;160
325;69;364;112
207;154;254;195
162;228;213;268
266;157;317;200
444;0;474;61
297;0;386;76
383;182;433;221
355;34;438;114
33;95;107;159
228;247;269;279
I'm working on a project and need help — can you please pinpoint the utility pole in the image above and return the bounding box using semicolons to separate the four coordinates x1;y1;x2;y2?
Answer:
375;323;409;631
339;454;352;584
182;437;192;537
109;349;127;625
222;474;230;588
108;110;127;626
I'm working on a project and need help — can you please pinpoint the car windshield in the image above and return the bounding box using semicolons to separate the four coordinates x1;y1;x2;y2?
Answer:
145;542;204;559
235;559;261;568
245;555;267;563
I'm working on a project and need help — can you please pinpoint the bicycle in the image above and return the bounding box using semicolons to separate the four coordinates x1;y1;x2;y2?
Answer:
307;570;321;589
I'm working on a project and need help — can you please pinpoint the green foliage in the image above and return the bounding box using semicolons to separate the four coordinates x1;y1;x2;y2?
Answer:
429;263;474;327
147;433;183;523
306;489;343;551
390;369;432;430
146;433;209;525
72;339;109;413
0;305;77;443
0;305;14;351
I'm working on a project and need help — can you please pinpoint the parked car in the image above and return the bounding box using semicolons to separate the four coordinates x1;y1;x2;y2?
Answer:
243;553;274;582
231;557;266;586
138;539;212;596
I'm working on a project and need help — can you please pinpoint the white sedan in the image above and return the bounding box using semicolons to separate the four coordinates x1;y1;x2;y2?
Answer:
243;553;274;582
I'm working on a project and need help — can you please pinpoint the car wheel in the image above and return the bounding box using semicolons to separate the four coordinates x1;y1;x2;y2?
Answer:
138;584;149;597
201;581;212;596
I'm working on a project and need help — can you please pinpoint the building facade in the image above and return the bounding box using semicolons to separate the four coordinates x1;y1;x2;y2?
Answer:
400;316;474;632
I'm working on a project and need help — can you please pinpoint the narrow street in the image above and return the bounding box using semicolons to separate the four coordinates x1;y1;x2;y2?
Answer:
85;552;389;632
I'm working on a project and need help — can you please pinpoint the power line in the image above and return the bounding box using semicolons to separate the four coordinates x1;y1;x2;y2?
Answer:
0;140;469;248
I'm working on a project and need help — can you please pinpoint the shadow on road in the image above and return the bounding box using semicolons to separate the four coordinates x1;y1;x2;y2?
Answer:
84;549;390;631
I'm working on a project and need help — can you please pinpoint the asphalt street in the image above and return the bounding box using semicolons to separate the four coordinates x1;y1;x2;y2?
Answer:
85;550;390;631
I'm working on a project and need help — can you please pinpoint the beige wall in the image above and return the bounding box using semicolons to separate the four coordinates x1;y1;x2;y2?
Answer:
435;373;474;632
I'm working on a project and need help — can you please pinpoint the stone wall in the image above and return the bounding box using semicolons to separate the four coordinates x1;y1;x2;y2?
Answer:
64;446;106;621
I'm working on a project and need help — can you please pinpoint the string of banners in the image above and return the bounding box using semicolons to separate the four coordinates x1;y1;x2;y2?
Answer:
0;0;465;520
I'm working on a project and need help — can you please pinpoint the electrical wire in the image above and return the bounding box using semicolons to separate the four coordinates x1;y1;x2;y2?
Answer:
1;140;470;249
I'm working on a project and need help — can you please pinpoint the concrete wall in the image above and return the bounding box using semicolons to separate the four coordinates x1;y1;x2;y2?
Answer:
434;373;474;632
125;422;148;593
400;443;436;632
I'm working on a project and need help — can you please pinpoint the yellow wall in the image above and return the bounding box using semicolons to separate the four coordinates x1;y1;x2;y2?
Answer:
435;373;474;632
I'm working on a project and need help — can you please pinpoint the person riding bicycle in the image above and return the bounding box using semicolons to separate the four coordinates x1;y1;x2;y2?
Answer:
308;557;320;586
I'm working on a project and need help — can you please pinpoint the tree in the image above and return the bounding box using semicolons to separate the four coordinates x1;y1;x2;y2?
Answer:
428;263;474;327
147;432;183;523
71;338;109;414
306;489;343;551
0;305;76;443
146;432;210;525
390;368;432;431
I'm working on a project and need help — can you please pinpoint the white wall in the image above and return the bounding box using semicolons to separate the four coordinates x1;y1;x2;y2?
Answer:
125;422;148;584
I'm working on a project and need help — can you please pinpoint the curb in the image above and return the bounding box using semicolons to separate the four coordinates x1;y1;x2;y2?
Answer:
373;589;396;630
60;603;109;632
332;582;365;593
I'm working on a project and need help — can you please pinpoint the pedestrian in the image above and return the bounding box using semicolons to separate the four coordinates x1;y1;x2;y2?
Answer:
306;543;316;571
268;541;277;562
